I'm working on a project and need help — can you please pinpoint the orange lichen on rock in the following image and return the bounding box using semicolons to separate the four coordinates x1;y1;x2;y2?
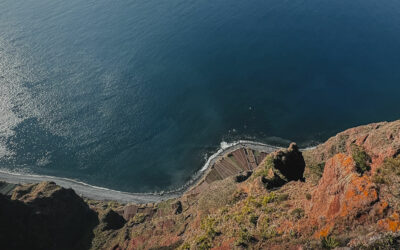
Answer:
308;153;379;232
378;212;400;232
315;223;334;238
374;201;389;216
306;120;400;172
340;175;378;217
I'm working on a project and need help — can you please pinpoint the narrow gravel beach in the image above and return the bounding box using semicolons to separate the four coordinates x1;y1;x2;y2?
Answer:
0;141;281;203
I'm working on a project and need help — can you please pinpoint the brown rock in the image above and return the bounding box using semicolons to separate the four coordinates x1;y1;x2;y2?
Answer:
306;120;400;172
378;212;400;232
308;153;379;236
235;170;253;183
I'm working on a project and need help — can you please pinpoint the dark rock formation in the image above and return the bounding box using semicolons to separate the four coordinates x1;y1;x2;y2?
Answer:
273;143;305;181
235;170;253;183
100;209;126;230
173;200;183;214
261;143;305;189
0;181;98;250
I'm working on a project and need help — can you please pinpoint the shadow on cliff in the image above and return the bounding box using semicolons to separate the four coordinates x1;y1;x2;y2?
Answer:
0;182;99;250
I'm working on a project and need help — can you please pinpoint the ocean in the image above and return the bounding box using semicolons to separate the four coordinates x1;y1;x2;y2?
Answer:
1;0;400;192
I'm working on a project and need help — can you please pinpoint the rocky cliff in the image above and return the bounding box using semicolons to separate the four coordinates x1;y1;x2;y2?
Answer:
0;182;98;250
1;120;400;249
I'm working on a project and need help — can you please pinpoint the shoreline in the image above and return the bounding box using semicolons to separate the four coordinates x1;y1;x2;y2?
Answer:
0;140;286;203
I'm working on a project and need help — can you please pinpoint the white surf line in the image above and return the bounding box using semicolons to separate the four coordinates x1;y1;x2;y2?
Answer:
0;140;288;203
0;169;179;204
199;140;282;172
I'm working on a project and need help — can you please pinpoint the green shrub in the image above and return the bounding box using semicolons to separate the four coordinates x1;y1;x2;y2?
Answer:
266;206;278;214
289;229;299;239
107;201;120;208
233;212;244;224
358;233;400;249
306;193;312;200
309;162;325;178
249;214;259;225
234;202;255;224
178;242;190;250
194;215;220;249
291;208;305;220
232;189;247;203
258;216;277;240
201;216;218;238
195;235;212;249
384;155;400;174
372;172;387;184
373;156;400;184
220;207;229;215
235;227;252;247
262;192;277;206
351;145;371;174
264;154;275;169
132;213;146;224
277;193;289;202
321;236;340;249
262;192;289;206
254;155;274;178
246;196;261;208
261;227;278;240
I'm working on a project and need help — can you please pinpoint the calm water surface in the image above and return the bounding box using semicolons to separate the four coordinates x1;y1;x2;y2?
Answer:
0;0;400;192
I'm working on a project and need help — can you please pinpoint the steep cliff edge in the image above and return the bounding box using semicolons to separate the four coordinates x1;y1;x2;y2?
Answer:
0;181;99;250
1;120;400;249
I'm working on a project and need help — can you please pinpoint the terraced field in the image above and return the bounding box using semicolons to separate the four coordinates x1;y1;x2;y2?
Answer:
188;148;269;194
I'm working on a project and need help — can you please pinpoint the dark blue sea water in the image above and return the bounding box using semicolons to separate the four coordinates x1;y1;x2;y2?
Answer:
1;0;400;192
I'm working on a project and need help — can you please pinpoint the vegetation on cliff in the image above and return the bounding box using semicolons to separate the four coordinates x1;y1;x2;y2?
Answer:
1;120;400;249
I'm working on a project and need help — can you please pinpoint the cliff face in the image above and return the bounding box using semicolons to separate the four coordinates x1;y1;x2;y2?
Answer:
0;182;98;250
1;120;400;249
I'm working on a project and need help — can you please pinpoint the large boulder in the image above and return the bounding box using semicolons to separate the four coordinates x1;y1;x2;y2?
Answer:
0;181;98;250
260;142;305;189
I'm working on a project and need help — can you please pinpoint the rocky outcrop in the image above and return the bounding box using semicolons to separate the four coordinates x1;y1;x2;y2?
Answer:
308;153;380;237
99;209;126;230
235;170;253;183
0;181;98;250
172;200;183;214
261;142;305;189
272;142;305;181
305;120;400;171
